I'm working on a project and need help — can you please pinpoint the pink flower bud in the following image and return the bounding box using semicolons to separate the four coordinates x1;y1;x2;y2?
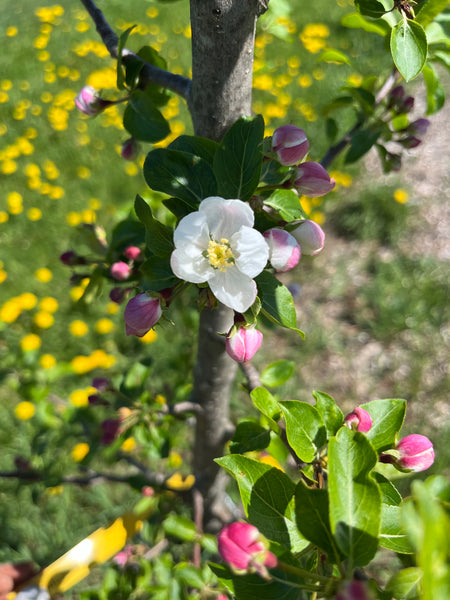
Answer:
271;125;310;166
218;522;277;576
336;579;373;600
399;96;414;113
124;293;162;337
344;407;372;433
407;118;430;136
75;85;110;116
124;246;142;261
395;434;435;472
110;287;129;304
113;545;133;567
398;136;421;149
100;418;120;445
91;377;111;392
60;250;86;266
121;137;140;161
110;261;131;281
293;161;335;197
290;220;325;256
263;228;301;272
225;326;263;363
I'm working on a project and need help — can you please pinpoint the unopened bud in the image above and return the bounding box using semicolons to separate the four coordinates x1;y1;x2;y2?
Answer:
60;250;86;266
226;326;263;363
110;261;131;281
263;228;301;272
218;522;277;577
398;136;421;149
344;407;372;433
121;137;140;161
293;162;335;197
75;85;111;116
290;220;325;256
271;125;310;166
407;118;430;136
124;246;142;261
124;293;162;337
395;434;434;473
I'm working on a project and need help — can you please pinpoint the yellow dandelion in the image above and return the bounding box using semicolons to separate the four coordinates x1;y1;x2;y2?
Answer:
6;26;18;37
77;166;91;179
47;485;64;495
70;355;91;374
0;91;9;103
34;311;54;329
88;197;101;210
166;472;195;491
125;163;138;176
67;211;82;226
49;185;64;199
40;353;56;369
20;334;42;352
27;207;42;221
69;320;89;337
7;191;23;214
146;7;158;17
1;79;12;90
17;293;38;310
168;451;182;468
139;329;158;344
0;211;8;223
2;159;18;175
81;209;95;223
394;188;409;204
69;388;95;408
35;267;53;283
155;394;166;405
298;74;312;87
95;318;115;334
0;270;7;284
72;442;90;462
15;401;36;420
39;296;58;313
121;437;136;453
0;300;21;323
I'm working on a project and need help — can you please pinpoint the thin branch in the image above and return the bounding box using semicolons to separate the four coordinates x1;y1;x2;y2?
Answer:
79;0;191;100
239;361;262;391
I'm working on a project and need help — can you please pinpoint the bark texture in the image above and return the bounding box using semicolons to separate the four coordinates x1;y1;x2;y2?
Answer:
189;0;267;530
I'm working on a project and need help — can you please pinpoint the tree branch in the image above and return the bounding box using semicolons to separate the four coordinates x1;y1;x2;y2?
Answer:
79;0;191;100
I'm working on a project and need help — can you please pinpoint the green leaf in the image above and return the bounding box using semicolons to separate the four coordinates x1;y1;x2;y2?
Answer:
391;19;428;82
360;398;406;451
312;390;344;439
168;135;219;165
140;255;178;291
342;86;376;115
215;455;308;552
416;0;450;29
255;271;304;336
174;564;205;589
386;567;423;600
374;472;402;506
423;63;446;114
263;189;305;222
163;514;197;541
213;115;265;201
354;0;387;19
163;197;195;220
134;195;174;256
345;129;381;164
380;504;414;554
123;90;170;142
109;219;145;253
229;419;271;454
243;296;261;326
341;12;389;36
260;360;295;387
117;26;135;90
278;401;327;463
319;48;352;65
328;428;381;568
295;482;342;562
144;149;217;207
250;387;281;422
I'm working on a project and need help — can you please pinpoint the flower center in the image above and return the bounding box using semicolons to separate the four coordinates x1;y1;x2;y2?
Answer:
206;238;234;272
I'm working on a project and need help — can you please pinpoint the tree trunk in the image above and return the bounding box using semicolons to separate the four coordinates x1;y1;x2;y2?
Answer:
189;0;267;531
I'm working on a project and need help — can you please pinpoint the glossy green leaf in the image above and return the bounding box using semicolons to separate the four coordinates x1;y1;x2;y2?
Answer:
168;135;219;165
261;360;295;388
140;255;178;291
374;472;402;506
134;194;174;256
328;428;381;568
319;48;352;65
416;0;450;28
256;271;304;336
341;12;389;36
213;115;265;201
263;189;305;222
342;86;376;115
360;398;406;451
163;514;197;541
386;567;422;600
117;26;135;89
123;90;170;142
279;401;326;463
174;564;205;589
243;297;262;326
229;419;271;454
295;482;341;562
354;0;386;19
423;63;446;114
380;504;414;554
250;387;281;422
345;129;381;164
312;390;344;439
391;19;428;82
216;455;308;552
144;149;217;207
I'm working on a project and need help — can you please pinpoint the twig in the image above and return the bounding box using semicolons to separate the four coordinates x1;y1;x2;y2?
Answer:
143;538;169;560
239;361;262;391
79;0;191;100
192;488;203;568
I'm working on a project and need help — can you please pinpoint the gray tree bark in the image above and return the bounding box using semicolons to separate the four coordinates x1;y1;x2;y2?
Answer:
189;0;268;531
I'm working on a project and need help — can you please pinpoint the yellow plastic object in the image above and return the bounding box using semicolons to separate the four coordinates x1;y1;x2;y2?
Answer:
8;497;155;599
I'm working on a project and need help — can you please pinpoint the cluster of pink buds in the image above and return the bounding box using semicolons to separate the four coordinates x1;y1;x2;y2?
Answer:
113;545;134;568
218;522;277;578
110;246;143;282
270;125;335;197
124;292;163;337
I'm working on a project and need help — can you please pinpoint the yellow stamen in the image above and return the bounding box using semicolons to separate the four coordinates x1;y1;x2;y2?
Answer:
207;238;234;272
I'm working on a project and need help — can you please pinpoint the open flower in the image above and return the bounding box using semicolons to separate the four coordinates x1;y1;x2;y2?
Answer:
170;197;268;313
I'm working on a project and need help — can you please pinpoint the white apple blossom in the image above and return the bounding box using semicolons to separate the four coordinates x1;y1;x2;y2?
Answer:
170;197;269;312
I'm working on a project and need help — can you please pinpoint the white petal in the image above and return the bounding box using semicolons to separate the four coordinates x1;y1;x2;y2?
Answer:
209;268;257;313
232;226;269;278
170;248;213;283
173;211;210;250
200;197;254;240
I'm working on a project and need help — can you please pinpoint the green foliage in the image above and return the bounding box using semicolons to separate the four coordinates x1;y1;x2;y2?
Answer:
390;19;428;82
123;90;171;142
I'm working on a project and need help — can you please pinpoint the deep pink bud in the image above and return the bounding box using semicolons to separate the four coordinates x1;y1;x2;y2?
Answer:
124;293;162;337
91;377;111;392
124;246;142;261
109;287;129;304
395;434;435;472
75;85;110;116
407;118;430;136
336;579;373;600
344;407;372;433
100;418;120;445
226;326;263;363
293;162;335;197
290;220;325;256
121;137;140;161
271;125;310;166
399;96;414;113
398;136;421;149
218;522;277;575
110;261;131;281
390;85;405;101
60;250;86;266
263;228;301;272
113;545;133;567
